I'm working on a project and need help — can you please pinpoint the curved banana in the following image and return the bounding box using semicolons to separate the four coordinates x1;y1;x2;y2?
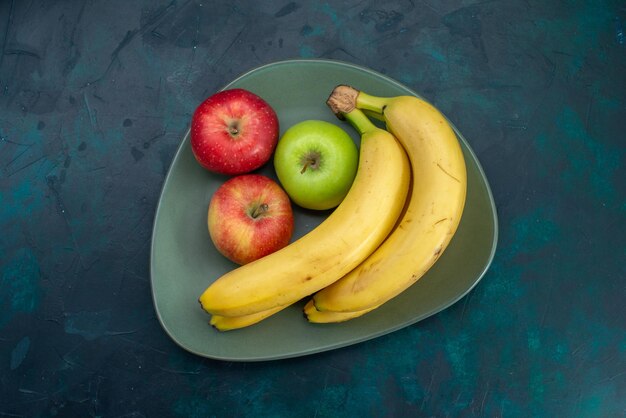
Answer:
210;304;289;331
311;86;467;315
199;108;410;317
303;300;378;323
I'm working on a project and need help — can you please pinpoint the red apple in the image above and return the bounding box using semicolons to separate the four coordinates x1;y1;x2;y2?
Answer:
191;89;279;175
208;174;294;265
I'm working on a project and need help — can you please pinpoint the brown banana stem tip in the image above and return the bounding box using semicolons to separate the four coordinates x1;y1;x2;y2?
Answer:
326;85;360;120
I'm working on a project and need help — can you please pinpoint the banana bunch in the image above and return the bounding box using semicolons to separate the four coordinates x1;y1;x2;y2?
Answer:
304;86;467;322
199;105;411;330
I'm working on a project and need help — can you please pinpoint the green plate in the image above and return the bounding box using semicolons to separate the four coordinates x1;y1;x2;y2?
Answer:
150;59;498;361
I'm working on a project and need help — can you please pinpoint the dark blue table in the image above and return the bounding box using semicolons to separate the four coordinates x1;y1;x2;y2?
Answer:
1;1;624;416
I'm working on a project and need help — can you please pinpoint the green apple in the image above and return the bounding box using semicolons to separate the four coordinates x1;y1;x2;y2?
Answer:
273;120;358;210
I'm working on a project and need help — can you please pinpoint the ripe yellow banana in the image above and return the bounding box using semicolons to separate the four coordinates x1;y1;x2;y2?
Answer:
199;107;410;317
311;86;467;315
303;299;378;323
210;304;289;331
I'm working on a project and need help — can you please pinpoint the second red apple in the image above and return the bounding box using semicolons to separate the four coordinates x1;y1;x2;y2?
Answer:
208;174;294;265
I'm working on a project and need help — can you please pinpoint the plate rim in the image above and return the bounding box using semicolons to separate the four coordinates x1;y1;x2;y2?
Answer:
149;58;499;361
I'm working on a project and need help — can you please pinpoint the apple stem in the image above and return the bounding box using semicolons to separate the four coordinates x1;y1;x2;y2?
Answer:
300;151;320;174
228;121;240;136
250;203;269;219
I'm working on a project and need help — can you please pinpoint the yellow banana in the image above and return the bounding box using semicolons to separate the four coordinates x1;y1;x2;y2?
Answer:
303;299;378;323
210;304;289;331
199;107;410;317
311;86;467;315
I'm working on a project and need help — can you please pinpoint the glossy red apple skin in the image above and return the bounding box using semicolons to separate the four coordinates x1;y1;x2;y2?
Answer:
208;174;294;265
191;89;279;175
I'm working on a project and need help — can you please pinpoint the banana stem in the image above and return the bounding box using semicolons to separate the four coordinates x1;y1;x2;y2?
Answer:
342;107;377;136
355;91;390;115
362;109;385;121
326;84;390;117
326;85;378;135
